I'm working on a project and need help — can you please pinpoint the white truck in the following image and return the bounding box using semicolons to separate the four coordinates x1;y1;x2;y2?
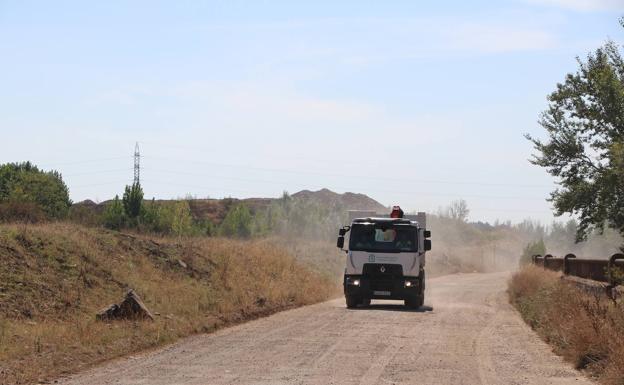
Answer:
336;206;431;309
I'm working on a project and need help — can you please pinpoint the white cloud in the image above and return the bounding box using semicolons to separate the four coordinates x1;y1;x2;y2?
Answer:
525;0;624;11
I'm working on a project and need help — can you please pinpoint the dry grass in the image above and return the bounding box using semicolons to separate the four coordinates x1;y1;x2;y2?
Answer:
273;237;344;281
0;222;339;384
509;266;624;384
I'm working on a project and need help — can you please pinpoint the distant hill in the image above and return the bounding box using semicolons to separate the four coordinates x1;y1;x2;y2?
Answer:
73;188;387;224
291;188;387;213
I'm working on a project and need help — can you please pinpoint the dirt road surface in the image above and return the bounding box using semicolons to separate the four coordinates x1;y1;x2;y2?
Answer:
59;272;594;385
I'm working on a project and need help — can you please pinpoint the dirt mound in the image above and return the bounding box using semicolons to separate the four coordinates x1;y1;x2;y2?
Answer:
291;188;386;212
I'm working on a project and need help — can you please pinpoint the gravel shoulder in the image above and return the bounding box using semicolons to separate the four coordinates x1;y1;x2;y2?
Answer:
58;272;594;385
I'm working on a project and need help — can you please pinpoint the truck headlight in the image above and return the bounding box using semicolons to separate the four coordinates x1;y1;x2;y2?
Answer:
404;280;413;287
347;278;360;286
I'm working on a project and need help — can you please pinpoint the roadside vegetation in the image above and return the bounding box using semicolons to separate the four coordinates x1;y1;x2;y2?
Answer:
509;19;624;385
509;266;624;384
0;222;337;384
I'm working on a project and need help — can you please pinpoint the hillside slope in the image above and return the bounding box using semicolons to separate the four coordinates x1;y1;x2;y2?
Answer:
0;223;337;384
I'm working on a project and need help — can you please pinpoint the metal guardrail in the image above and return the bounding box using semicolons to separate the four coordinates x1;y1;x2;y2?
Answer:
532;253;624;294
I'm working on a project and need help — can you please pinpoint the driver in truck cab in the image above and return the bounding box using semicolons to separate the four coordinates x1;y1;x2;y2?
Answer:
394;230;414;250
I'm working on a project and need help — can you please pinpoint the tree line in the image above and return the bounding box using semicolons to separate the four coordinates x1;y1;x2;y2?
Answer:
0;164;348;239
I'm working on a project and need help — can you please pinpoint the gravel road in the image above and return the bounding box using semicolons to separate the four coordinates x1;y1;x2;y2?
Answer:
59;272;593;385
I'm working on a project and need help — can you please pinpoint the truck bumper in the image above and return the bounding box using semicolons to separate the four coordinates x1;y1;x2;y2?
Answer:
343;274;422;301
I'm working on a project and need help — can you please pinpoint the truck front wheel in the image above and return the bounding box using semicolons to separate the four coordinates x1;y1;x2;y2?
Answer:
405;295;424;309
345;295;359;309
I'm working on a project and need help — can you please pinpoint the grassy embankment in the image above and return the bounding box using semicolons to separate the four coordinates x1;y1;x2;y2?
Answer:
509;266;624;385
0;222;338;384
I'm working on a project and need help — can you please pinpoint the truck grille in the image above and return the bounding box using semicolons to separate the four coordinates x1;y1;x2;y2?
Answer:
363;263;403;291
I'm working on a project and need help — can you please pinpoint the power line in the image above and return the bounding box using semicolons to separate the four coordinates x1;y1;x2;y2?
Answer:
36;156;132;168
71;180;132;189
142;155;553;189
63;168;134;177
27;152;551;190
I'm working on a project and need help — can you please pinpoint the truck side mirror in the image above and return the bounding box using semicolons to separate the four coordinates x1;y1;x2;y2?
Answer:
339;228;347;236
337;236;345;249
424;239;432;251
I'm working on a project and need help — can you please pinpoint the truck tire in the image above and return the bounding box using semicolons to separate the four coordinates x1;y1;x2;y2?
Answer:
406;270;425;309
345;295;359;309
405;294;424;309
418;270;426;307
415;293;425;307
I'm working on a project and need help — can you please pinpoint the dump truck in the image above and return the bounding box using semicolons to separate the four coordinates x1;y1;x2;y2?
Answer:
336;206;431;309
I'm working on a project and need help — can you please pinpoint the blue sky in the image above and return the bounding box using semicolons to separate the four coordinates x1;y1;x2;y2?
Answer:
1;0;623;223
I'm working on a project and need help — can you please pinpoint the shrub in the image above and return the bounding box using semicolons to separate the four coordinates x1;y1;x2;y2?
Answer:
519;239;546;266
170;201;193;236
219;204;252;238
139;200;209;236
0;162;71;220
509;266;624;384
193;218;215;236
102;196;126;230
67;204;100;227
0;200;46;223
122;182;143;221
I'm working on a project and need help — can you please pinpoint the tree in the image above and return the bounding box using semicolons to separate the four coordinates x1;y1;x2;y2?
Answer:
526;24;624;243
0;162;71;220
219;204;252;238
519;239;546;266
447;199;470;222
122;182;143;220
170;201;193;236
102;195;125;230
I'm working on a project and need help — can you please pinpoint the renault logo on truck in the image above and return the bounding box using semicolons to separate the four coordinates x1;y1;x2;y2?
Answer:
380;266;386;273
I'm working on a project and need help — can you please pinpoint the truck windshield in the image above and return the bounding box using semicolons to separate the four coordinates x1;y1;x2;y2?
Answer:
349;224;418;253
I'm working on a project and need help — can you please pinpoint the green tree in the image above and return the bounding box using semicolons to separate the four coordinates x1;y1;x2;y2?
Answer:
122;182;143;220
140;199;211;236
0;162;71;220
170;201;193;236
219;204;252;238
102;195;126;230
139;198;159;231
526;24;624;243
193;218;215;236
519;239;546;266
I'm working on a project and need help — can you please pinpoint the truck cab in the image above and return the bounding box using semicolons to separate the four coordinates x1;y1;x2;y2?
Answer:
336;206;431;309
